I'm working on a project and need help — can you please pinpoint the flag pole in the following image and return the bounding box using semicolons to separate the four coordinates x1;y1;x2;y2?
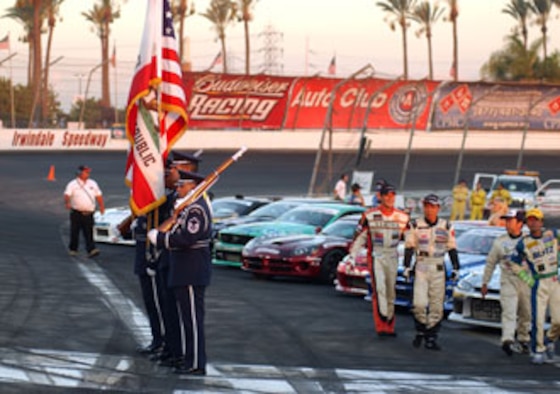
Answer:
8;33;15;128
113;41;118;123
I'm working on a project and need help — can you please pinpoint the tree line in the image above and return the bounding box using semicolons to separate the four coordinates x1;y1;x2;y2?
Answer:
2;0;560;129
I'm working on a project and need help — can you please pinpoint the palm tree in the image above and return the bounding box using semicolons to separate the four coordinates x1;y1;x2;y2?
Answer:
42;0;64;122
376;0;417;80
480;35;543;81
3;1;36;85
529;0;554;60
410;1;444;80
82;0;121;108
444;0;459;80
237;0;257;75
171;0;195;65
200;0;237;73
503;0;532;51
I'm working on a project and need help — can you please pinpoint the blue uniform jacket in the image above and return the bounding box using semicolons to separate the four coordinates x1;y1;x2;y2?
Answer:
156;196;212;287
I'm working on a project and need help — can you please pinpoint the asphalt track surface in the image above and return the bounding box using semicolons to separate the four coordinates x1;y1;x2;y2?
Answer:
1;150;560;393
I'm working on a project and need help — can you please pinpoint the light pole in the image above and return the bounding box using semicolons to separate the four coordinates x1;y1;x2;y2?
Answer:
79;60;107;129
28;55;63;128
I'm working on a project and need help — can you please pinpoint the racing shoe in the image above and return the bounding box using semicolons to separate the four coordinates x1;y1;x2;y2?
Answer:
531;352;545;365
545;341;555;361
424;337;441;351
412;333;423;348
501;340;514;356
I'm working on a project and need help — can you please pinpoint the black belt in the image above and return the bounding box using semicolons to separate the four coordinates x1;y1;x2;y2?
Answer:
418;251;430;257
72;209;94;216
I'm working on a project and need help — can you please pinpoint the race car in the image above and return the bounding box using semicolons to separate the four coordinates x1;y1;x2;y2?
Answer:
93;206;135;246
214;203;365;267
335;223;505;314
242;214;361;283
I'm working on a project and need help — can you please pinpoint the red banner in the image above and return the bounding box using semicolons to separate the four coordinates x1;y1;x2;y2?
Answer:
182;72;291;130
182;72;439;131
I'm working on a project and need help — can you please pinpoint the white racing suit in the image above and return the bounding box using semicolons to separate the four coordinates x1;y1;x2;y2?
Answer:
404;217;459;347
511;229;560;356
482;233;531;345
350;207;409;335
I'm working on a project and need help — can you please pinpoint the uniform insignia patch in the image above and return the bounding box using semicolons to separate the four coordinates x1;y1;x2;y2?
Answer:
188;217;200;233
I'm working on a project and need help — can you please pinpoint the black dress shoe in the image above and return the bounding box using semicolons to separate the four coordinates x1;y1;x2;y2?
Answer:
173;366;206;376
136;343;163;355
149;350;170;362
158;356;185;368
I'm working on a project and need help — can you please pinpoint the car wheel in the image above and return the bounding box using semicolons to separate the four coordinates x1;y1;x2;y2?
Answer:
319;249;347;284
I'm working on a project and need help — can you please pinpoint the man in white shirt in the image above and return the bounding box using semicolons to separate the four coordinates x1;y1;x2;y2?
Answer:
64;165;105;257
333;173;349;201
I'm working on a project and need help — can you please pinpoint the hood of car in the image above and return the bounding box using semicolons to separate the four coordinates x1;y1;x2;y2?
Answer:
220;221;318;239
246;234;349;253
456;265;501;292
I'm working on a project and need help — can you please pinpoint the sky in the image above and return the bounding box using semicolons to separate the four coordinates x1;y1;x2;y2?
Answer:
2;0;560;112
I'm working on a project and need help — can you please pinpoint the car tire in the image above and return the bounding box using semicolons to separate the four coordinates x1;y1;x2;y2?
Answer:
319;249;347;284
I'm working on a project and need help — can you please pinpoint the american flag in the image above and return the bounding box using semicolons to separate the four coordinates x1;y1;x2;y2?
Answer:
208;51;223;70
328;55;336;76
125;0;188;216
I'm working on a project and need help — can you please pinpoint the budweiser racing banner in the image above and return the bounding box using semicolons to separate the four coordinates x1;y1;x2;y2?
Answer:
431;82;560;131
182;72;439;130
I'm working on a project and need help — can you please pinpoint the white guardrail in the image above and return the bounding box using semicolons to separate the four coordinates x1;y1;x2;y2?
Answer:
1;128;560;152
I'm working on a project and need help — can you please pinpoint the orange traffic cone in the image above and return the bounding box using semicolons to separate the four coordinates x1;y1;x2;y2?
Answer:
47;165;56;181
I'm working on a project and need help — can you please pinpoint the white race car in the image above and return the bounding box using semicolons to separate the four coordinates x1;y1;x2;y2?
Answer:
93;206;134;246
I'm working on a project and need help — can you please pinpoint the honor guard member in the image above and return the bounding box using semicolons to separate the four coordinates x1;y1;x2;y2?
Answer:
450;179;469;221
510;208;560;365
481;209;531;356
64;165;105;257
148;169;212;376
132;214;165;356
403;194;460;350
469;181;486;220
150;153;192;367
349;184;409;336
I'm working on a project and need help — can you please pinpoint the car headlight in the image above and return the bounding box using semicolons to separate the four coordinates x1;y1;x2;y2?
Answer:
293;246;318;256
456;276;475;292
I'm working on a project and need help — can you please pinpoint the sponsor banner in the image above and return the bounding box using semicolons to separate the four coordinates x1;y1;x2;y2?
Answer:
183;72;291;129
431;83;560;131
182;72;438;130
5;129;111;150
284;78;439;130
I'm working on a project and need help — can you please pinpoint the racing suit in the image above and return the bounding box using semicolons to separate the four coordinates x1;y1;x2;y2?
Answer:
350;207;409;335
511;230;560;357
482;233;531;345
450;184;469;221
403;217;459;347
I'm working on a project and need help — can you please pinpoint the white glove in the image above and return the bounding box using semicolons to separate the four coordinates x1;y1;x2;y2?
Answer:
403;267;412;282
450;270;459;282
146;267;157;277
147;229;159;245
346;255;356;267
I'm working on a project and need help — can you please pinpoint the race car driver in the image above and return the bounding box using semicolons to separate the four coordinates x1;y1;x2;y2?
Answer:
349;183;409;336
481;209;531;356
403;194;460;350
511;208;560;365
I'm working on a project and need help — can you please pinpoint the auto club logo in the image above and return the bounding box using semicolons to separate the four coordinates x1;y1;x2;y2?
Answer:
389;84;428;125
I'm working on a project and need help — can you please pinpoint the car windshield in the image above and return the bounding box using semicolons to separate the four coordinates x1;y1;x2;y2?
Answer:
212;200;254;216
499;178;537;193
456;230;501;254
320;220;357;239
277;208;336;227
248;202;300;219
